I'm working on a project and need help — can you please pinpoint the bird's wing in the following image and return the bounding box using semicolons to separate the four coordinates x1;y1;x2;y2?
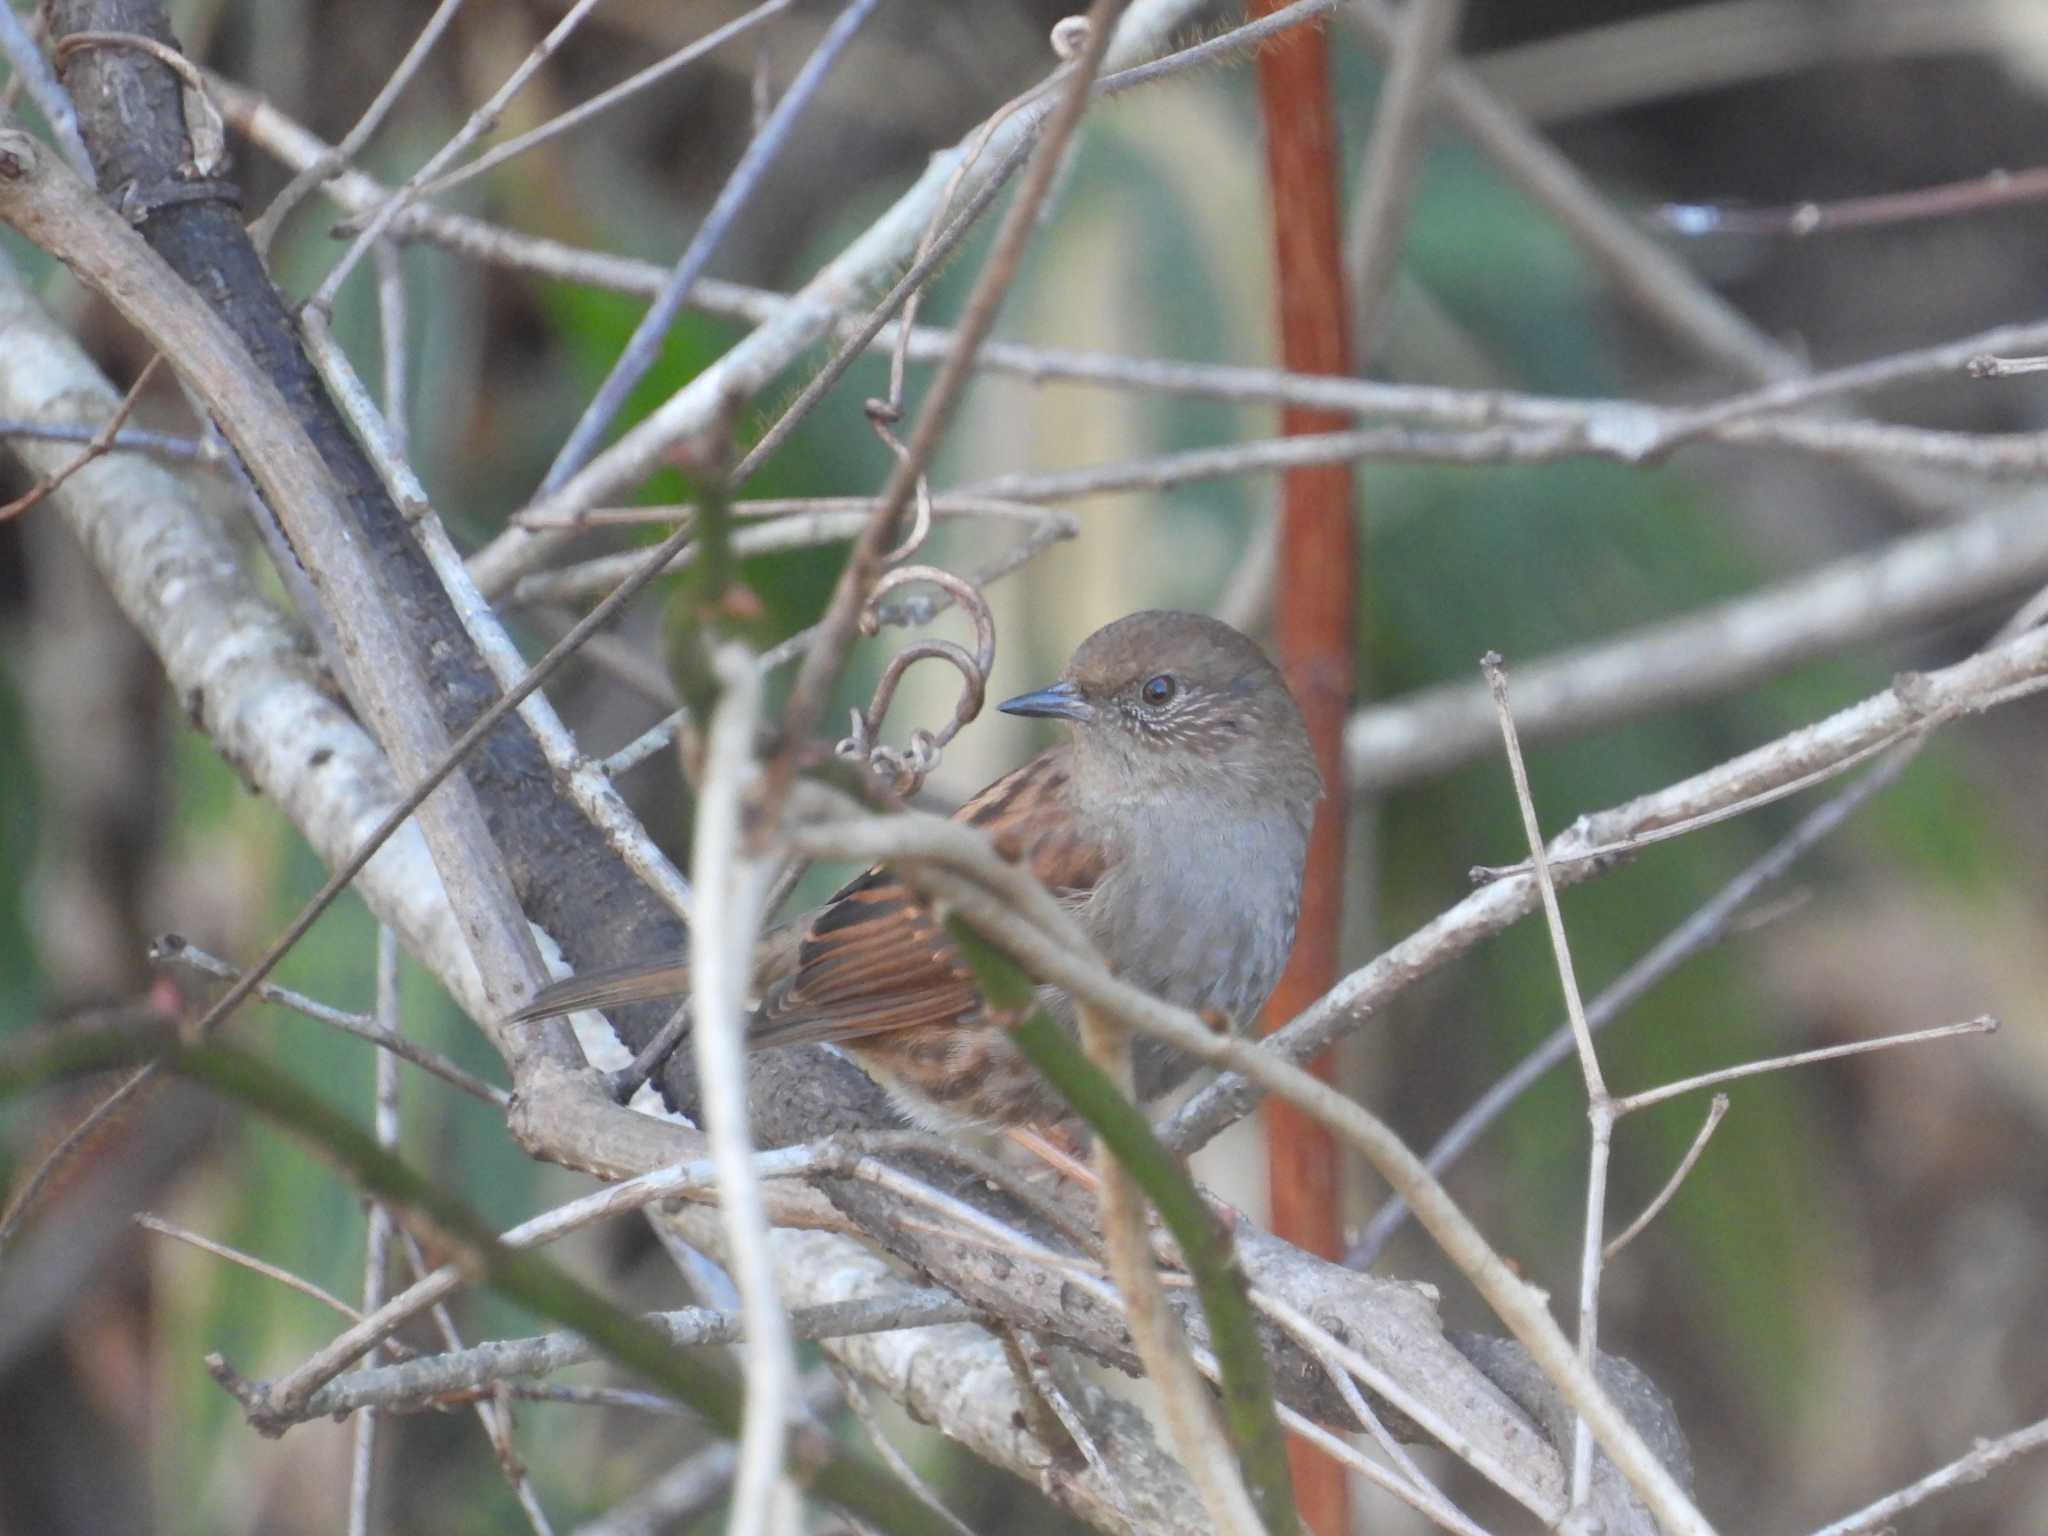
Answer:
751;748;1106;1050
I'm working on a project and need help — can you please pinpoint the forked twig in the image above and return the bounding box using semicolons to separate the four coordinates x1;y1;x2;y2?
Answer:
1481;653;1610;1512
1603;1095;1728;1262
0;353;164;523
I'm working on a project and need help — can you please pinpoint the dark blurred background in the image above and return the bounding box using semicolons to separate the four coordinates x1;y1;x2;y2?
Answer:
4;0;2048;1531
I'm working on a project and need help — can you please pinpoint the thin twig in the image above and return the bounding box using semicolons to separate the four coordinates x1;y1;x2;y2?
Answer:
0;352;164;522
1481;656;1601;1096
291;1287;974;1424
217;81;2048;478
308;0;610;308
152;938;508;1107
372;239;409;459
1239;1272;1551;1518
1968;351;2048;379
1655;165;2048;239
137;1212;372;1321
222;81;2048;480
539;0;886;496
414;0;796;205
1602;1095;1728;1262
1254;1289;1493;1536
506;501;1066;606
1806;1414;2048;1536
0;416;214;462
349;926;404;1536
1002;1329;1131;1516
831;1365;980;1536
569;1372;848;1536
1346;0;1467;357
0;1043;157;1259
516;491;1063;532
1611;1016;1998;1117
246;0;467;249
1482;653;1608;1512
400;1234;557;1536
0;4;92;175
261;1141;837;1422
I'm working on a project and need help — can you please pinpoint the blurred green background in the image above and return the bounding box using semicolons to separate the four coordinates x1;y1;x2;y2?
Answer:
5;1;2048;1532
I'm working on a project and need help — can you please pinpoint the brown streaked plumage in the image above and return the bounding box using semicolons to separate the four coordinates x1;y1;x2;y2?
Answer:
509;610;1321;1128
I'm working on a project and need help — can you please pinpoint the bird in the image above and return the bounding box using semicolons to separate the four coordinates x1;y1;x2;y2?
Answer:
509;609;1322;1129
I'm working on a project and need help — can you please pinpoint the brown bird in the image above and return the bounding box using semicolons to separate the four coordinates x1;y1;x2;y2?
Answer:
510;610;1322;1129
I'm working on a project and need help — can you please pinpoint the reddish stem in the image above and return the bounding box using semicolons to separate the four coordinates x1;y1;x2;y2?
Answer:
1248;6;1358;1534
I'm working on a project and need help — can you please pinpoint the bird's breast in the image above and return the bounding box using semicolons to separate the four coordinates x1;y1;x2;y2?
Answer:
1081;806;1306;1026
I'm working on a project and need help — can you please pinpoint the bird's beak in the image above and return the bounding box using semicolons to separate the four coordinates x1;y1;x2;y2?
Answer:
998;679;1094;722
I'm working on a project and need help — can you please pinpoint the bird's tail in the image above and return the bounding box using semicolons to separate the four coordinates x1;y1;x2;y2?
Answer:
505;957;693;1024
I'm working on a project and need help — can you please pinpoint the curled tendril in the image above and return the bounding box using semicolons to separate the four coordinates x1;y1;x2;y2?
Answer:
836;568;998;796
861;397;937;566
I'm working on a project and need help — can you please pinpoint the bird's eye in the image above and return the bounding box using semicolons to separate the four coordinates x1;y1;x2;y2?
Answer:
1140;674;1177;707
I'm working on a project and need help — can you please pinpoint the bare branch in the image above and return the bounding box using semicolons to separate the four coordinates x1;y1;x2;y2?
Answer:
291;1287;972;1423
1346;494;2048;791
688;647;796;1536
256;1142;838;1427
397;1233;558;1536
0;351;164;522
464;0;1214;591
349;926;404;1536
0;115;554;1054
0;6;92;175
1653;165;2048;239
215;81;2048;483
1345;0;1467;356
1806;1415;2048;1536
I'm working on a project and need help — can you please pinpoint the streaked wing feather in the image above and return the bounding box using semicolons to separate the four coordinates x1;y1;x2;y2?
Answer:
756;749;1105;1048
